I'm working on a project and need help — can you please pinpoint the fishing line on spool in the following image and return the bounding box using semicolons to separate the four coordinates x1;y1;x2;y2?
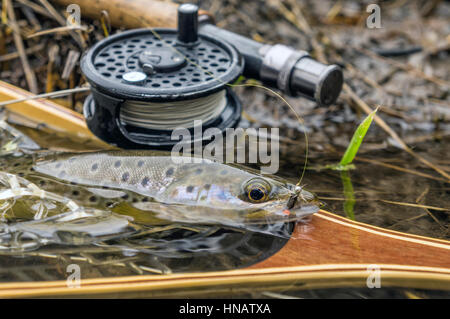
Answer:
144;26;310;186
120;90;227;130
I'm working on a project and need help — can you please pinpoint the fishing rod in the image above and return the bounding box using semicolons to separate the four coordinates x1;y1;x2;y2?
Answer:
50;0;343;149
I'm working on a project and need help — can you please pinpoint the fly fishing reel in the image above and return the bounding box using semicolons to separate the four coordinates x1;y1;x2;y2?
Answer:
81;3;343;149
81;4;243;149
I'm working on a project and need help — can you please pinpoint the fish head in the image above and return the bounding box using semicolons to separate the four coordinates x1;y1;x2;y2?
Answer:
235;177;320;224
163;164;320;225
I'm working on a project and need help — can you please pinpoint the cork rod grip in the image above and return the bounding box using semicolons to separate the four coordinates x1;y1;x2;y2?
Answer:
50;0;211;29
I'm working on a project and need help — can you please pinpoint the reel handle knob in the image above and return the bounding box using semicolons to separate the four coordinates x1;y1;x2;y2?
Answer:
177;3;199;44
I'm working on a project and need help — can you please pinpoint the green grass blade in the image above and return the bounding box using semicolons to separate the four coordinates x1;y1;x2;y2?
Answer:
339;107;379;166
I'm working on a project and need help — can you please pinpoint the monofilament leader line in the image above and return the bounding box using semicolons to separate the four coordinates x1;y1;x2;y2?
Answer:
0;86;91;107
120;90;226;130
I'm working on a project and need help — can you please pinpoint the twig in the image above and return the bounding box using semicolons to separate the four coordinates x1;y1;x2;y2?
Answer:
45;44;59;93
355;157;448;183
284;0;312;34
18;2;42;30
5;0;38;93
61;50;80;80
344;62;386;94
414;186;447;231
100;10;111;37
38;0;66;26
415;187;429;204
403;213;428;222
0;43;44;62
15;0;53;18
380;200;449;212
27;24;88;38
356;47;450;89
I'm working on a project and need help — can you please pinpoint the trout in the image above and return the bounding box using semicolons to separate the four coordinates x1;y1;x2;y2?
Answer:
6;151;319;227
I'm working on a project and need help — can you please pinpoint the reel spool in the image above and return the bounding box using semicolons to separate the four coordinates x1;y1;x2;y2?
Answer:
81;4;243;149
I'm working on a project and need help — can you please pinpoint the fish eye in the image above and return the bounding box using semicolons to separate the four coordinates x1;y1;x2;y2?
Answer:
244;178;271;203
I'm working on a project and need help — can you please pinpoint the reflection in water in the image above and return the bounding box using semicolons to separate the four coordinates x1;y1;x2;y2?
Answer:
0;223;292;280
0;210;135;252
0;119;293;280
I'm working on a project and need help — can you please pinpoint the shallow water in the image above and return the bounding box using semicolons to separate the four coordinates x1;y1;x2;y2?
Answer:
0;121;448;298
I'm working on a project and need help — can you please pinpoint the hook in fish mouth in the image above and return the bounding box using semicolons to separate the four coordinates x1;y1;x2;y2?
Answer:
286;185;303;209
286;194;297;209
283;185;320;220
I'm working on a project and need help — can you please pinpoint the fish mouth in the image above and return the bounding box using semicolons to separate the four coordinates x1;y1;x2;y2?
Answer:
244;202;320;225
279;186;320;222
286;202;320;219
243;187;320;224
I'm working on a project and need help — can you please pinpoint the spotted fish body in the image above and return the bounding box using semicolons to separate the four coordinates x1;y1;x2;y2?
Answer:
12;151;319;226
